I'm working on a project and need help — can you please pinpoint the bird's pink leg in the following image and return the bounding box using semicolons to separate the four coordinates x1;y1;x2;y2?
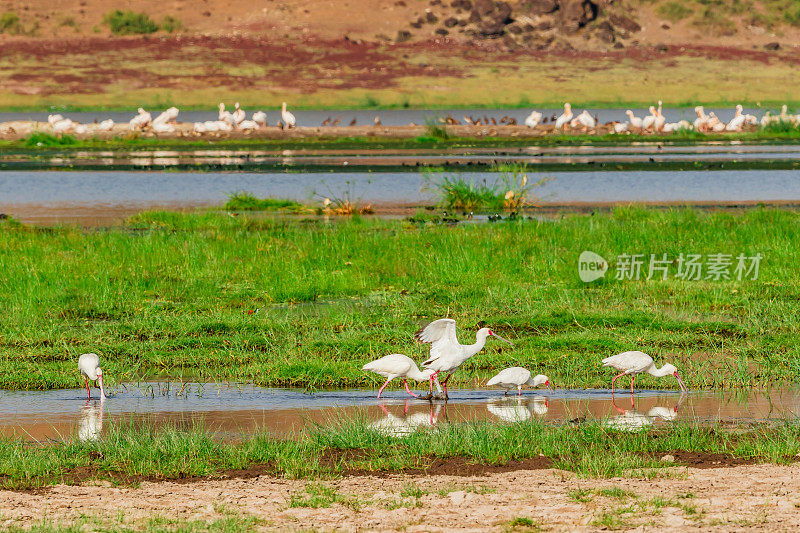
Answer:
611;372;625;395
377;378;391;399
428;371;440;394
85;378;90;400
403;379;419;398
440;373;451;399
630;375;636;407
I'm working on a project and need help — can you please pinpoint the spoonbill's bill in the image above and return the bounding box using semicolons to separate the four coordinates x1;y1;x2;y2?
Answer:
362;354;436;398
487;367;551;396
554;103;573;129
78;353;107;401
416;318;513;398
281;102;296;128
602;351;687;396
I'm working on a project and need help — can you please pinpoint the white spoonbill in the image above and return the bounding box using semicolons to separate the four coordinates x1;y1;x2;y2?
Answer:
524;110;542;127
602;351;687;395
362;353;436;398
554;103;572;129
78;353;107;401
486;367;551;396
416;318;513;398
281;102;296;128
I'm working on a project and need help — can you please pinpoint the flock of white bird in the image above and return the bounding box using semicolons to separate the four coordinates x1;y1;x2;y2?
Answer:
523;102;797;133
361;318;687;400
46;101;296;135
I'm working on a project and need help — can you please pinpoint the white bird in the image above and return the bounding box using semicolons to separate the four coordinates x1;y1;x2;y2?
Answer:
613;122;629;133
654;101;666;132
129;108;152;130
570;110;595;129
641;106;657;131
362;353;436;398
601;351;687;396
726;105;746;131
625;110;643;129
486;367;551;396
47;114;64;125
78;353;107;401
232;102;246;124
237;119;260;130
416;318;513;398
218;102;233;122
252;111;267;127
554;103;573;129
524;110;542;128
487;397;548;422
52;118;75;134
693;106;709;132
97;119;115;132
281;102;296;128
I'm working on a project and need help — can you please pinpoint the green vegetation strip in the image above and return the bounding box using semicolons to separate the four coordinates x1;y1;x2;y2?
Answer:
2;421;799;489
0;206;798;391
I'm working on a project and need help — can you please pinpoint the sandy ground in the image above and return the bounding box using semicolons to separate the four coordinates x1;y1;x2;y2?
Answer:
3;464;800;531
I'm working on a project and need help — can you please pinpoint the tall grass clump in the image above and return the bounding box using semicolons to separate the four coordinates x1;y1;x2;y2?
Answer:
103;10;159;35
0;11;21;34
24;132;77;147
160;15;183;33
223;192;307;213
424;164;549;211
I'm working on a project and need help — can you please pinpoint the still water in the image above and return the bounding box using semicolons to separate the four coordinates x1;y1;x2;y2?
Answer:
1;383;797;441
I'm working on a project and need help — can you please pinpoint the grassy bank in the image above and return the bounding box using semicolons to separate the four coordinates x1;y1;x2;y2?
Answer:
0;206;797;391
2;420;799;489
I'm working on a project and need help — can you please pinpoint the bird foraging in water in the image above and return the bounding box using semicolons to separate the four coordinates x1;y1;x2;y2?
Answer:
78;353;107;401
362;354;437;398
487;367;551;396
602;351;688;397
416;319;513;399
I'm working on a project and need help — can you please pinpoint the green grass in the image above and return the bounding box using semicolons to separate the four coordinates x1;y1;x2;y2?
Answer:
656;2;694;21
2;419;800;489
103;10;159;35
223;192;307;213
0;12;21;34
1;206;800;390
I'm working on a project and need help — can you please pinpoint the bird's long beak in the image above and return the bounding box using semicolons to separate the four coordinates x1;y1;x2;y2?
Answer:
98;375;107;401
490;332;514;347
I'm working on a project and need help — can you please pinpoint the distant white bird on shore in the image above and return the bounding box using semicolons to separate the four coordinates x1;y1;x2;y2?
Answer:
625;110;643;129
252;111;267;127
570;110;596;129
601;351;688;395
97;119;115;132
78;353;107;401
726;105;746;131
693;106;709;132
238;119;260;130
486;367;551;396
642;106;657;131
524;110;542;128
554;103;573;129
281;102;296;128
362;354;436;398
129;108;152;130
47;114;64;125
232;102;246;124
416;318;513;398
613;122;629;133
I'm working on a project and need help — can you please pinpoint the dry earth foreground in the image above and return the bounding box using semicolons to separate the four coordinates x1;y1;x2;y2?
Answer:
4;464;800;530
1;0;800;108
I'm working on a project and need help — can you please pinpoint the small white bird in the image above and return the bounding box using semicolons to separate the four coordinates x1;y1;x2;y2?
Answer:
693;106;709;132
625;110;643;129
641;106;657;131
570;109;596;130
613;122;629;133
252;111;268;127
281;102;296;128
237;119;260;130
97;119;115;131
486;367;551;396
554;103;573;129
362;354;436;398
601;351;687;395
726;105;746;131
232;102;246;124
524;110;542;128
129;108;152;130
417;318;513;398
78;353;107;401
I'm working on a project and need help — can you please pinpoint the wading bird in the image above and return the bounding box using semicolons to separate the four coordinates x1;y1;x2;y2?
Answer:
524;110;542;128
281;102;296;128
362;353;436;398
487;367;551;396
602;351;688;398
625;109;643;129
554;103;573;129
78;353;107;401
416;319;513;399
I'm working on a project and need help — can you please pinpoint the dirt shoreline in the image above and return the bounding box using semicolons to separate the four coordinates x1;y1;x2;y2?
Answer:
4;463;800;531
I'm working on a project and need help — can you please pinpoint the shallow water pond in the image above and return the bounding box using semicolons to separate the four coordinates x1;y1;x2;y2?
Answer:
1;383;797;441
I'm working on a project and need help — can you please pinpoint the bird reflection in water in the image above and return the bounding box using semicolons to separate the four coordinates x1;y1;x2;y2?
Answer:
486;396;549;423
78;399;105;441
604;393;687;432
369;401;444;437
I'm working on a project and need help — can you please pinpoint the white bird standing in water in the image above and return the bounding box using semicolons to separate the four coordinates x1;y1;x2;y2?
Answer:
487;367;551;396
601;351;688;396
78;353;107;401
416;319;513;398
362;354;436;398
281;102;296;128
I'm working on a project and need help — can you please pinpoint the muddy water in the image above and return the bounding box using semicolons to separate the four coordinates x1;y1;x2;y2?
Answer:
3;169;800;226
1;384;797;441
